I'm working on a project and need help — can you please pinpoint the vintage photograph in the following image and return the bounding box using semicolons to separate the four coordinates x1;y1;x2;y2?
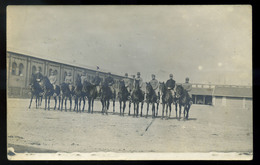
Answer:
7;5;252;160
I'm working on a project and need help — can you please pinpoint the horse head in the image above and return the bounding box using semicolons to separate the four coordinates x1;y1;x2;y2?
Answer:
175;85;184;99
159;82;166;93
119;80;125;90
146;82;153;93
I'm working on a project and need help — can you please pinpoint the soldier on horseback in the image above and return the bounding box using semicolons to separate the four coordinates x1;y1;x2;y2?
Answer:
81;71;88;85
33;67;44;83
149;74;160;103
166;74;176;96
182;77;192;99
133;72;143;90
49;71;57;87
92;71;102;92
65;71;73;85
104;72;115;92
122;73;132;94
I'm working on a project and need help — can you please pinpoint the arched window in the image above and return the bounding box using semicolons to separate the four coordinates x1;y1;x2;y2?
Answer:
64;71;67;81
38;66;42;73
32;65;36;75
49;68;53;76
54;70;58;76
18;63;24;76
12;62;17;75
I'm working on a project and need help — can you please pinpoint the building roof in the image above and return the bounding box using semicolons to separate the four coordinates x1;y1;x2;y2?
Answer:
8;51;127;80
212;85;252;98
190;87;214;96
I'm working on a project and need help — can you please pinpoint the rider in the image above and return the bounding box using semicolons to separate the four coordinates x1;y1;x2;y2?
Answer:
134;72;143;90
49;70;57;87
104;72;115;93
149;74;160;102
122;73;132;93
34;67;44;83
165;74;176;96
182;77;192;99
81;71;88;85
92;71;102;92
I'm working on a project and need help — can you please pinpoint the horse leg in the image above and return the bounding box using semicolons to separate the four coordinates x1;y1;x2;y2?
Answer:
88;98;91;113
101;100;104;115
82;97;85;112
123;101;126;116
133;103;136;117
74;97;77;112
179;105;182;120
186;104;191;120
65;98;67;111
141;101;144;117
175;103;178;119
61;98;63;111
69;97;72;111
156;102;159;117
166;105;169;120
128;100;131;116
29;94;33;109
169;104;172;119
105;100;108;115
54;96;57;110
161;104;165;119
48;96;51;110
119;101;122;116
113;99;115;114
146;103;149;118
91;99;94;114
136;103;139;117
58;96;60;110
44;95;47;110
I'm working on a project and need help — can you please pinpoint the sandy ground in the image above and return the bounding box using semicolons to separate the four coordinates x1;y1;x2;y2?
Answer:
7;98;253;160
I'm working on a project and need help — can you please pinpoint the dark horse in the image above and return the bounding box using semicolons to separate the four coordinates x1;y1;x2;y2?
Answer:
100;83;116;115
159;82;174;119
60;82;74;111
145;82;159;118
28;78;44;109
131;79;144;117
83;81;98;113
41;76;55;110
175;85;193;120
73;75;84;113
118;80;130;116
53;84;61;110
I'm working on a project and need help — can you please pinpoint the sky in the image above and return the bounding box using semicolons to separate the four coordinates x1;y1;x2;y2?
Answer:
7;5;252;85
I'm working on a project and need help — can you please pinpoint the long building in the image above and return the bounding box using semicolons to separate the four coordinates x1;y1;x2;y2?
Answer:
7;51;131;98
7;51;252;109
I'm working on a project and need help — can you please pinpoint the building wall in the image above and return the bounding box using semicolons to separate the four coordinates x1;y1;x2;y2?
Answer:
7;52;127;98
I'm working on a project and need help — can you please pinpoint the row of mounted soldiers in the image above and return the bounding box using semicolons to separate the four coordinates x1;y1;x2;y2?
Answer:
29;67;193;119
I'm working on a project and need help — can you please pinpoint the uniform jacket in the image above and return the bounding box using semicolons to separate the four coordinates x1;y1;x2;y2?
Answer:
166;79;176;89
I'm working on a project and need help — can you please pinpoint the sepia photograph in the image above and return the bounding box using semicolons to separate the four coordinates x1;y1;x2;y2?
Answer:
6;5;252;160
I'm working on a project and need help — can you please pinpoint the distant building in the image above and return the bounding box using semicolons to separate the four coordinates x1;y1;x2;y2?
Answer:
190;84;252;109
7;51;132;98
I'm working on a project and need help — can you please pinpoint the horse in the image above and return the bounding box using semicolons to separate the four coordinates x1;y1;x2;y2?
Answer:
130;79;144;117
145;82;159;118
60;82;74;111
175;85;193;120
73;75;84;113
53;84;61;110
159;82;174;119
83;81;98;114
118;80;130;116
100;83;116;115
28;77;44;109
41;76;55;110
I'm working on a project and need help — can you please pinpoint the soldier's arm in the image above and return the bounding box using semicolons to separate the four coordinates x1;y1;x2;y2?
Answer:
186;84;192;92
